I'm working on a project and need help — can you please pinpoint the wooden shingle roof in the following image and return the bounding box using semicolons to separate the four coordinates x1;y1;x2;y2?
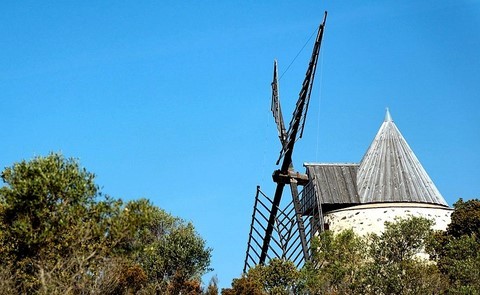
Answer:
304;163;360;205
357;109;448;206
303;109;449;209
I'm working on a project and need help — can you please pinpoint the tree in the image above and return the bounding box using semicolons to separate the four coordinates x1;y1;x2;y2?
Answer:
113;198;212;293
364;216;447;295
204;276;219;295
428;198;480;294
0;153;111;292
298;229;367;295
371;216;434;264
296;220;448;294
0;153;212;294
222;275;264;295
447;198;480;240
222;258;299;295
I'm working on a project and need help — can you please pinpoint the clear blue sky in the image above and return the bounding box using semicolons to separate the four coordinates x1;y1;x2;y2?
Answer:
1;0;479;289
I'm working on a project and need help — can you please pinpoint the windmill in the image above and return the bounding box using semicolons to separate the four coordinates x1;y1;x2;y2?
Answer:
244;12;327;271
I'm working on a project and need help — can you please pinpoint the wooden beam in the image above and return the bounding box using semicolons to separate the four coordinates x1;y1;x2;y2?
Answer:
272;170;309;186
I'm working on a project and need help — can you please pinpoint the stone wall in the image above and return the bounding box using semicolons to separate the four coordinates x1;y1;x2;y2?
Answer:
324;202;453;236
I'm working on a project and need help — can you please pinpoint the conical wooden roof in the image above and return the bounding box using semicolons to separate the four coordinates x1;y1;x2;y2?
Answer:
357;109;448;206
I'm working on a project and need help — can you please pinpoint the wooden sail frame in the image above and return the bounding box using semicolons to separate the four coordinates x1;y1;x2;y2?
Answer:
244;11;328;271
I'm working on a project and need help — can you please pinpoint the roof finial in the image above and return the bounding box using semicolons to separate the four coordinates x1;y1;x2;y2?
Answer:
385;107;393;122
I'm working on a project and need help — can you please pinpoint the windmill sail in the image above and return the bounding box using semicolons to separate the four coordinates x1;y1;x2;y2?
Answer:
244;12;328;270
276;13;327;165
271;60;287;145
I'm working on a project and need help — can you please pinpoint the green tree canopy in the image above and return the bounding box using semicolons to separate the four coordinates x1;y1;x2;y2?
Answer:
428;198;480;294
364;217;446;295
298;229;367;295
0;153;212;294
227;217;451;295
447;198;480;239
222;258;299;295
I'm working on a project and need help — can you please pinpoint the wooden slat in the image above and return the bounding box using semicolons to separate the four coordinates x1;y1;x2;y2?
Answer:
304;163;361;207
357;111;447;206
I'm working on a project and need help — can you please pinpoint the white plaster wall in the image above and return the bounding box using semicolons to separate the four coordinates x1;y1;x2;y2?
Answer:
324;203;453;236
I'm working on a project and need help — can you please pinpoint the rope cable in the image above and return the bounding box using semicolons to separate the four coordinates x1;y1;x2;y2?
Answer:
279;28;318;81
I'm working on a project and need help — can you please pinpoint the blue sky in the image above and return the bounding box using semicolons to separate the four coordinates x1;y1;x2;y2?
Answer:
1;0;479;289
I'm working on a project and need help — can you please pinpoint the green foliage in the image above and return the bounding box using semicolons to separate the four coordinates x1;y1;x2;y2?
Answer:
260;258;299;294
0;153;115;292
362;255;447;295
0;153;212;294
299;221;444;295
440;235;480;293
228;204;480;295
428;198;480;294
228;217;452;295
298;229;367;294
0;153;99;262
222;258;298;295
363;216;448;295
370;216;434;263
447;198;480;240
222;275;264;295
109;198;212;285
204;276;219;295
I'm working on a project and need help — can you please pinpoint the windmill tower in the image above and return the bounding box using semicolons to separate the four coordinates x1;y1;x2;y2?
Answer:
244;11;452;273
244;12;328;271
310;109;452;236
